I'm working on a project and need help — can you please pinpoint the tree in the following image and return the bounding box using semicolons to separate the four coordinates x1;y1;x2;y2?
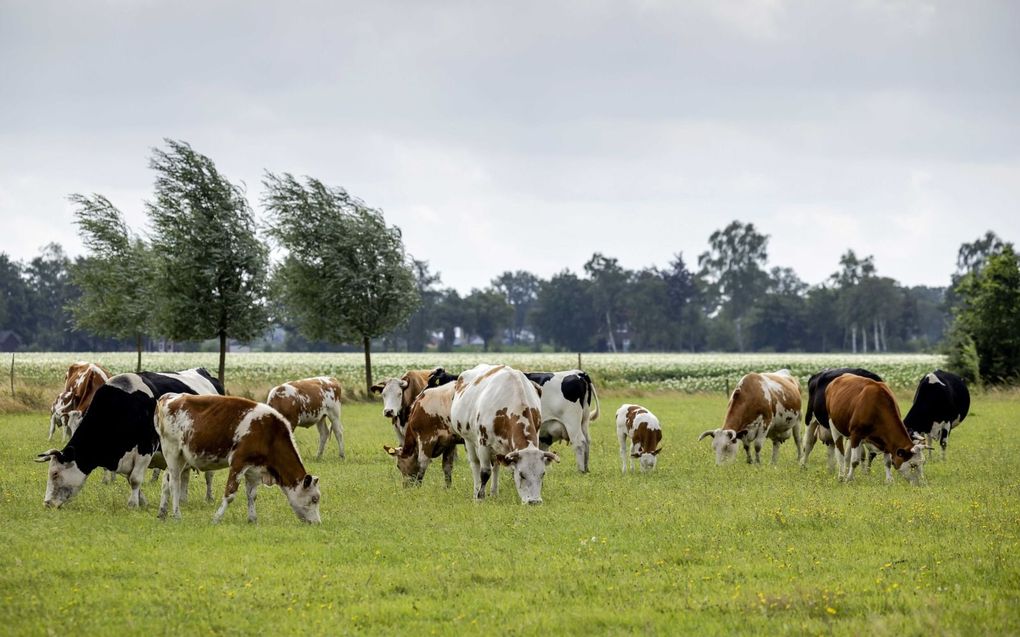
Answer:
954;246;1020;383
402;260;443;351
698;221;770;351
628;268;672;350
24;244;83;350
147;140;270;384
663;254;706;351
0;254;32;345
68;194;155;371
492;270;540;344
830;250;877;352
747;267;809;352
434;289;464;352
584;253;630;352
533;271;597;352
463;288;513;351
263;172;418;393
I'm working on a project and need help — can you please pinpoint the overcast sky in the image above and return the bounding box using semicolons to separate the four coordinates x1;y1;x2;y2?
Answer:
2;0;1018;292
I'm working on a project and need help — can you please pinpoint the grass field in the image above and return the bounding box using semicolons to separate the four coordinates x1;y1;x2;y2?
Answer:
2;390;1018;635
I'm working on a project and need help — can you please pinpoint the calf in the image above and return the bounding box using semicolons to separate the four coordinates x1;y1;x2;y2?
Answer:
156;393;321;523
35;369;223;508
449;364;559;503
371;369;432;444
525;370;600;473
49;361;111;440
903;370;970;461
698;370;802;465
267;376;344;460
801;367;883;469
825;374;927;484
615;404;662;473
384;381;461;486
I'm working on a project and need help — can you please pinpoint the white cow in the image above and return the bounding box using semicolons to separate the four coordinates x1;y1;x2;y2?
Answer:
524;370;600;473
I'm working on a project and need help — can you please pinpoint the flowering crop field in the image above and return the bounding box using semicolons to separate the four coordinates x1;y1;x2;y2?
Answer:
3;351;945;400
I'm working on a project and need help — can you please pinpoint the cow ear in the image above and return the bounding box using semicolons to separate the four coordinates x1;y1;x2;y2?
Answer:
896;448;910;459
501;452;521;466
302;474;313;489
370;383;384;394
35;449;60;463
311;476;319;487
735;430;749;440
399;379;409;389
530;381;543;397
542;451;559;464
697;429;717;441
631;451;642;458
384;445;400;457
651;447;662;456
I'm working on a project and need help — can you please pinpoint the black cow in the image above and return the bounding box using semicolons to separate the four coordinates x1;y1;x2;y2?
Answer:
903;370;970;460
426;367;459;388
524;370;600;473
35;368;224;509
801;367;883;470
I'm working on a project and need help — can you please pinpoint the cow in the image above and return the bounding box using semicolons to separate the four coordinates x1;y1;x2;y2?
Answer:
903;370;970;461
524;370;600;473
698;369;802;465
615;404;662;473
825;374;928;484
49;361;111;440
449;364;559;503
266;376;344;460
801;368;883;470
383;380;461;486
155;393;321;524
35;368;223;509
371;369;433;444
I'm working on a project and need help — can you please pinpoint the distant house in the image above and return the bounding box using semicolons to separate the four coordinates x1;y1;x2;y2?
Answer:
0;331;21;352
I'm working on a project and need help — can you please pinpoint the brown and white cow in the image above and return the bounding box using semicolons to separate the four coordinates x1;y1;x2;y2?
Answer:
267;376;344;460
383;381;461;486
371;369;433;444
49;361;111;440
824;375;928;484
155;393;321;523
698;369;802;465
449;364;558;503
615;404;663;473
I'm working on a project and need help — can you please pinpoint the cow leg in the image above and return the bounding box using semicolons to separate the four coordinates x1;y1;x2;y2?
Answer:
126;457;150;508
158;472;171;519
204;471;214;503
791;421;803;462
169;466;185;519
48;414;57;441
179;469;191;505
315;419;329;460
330;407;345;460
476;447;495;498
244;470;260;523
442;447;456;488
213;467;242;523
770;439;781;465
743;439;753;464
150;468;161;484
464;442;483;500
884;454;894;483
618;430;628;474
833;438;845;480
581;415;592;473
801;422;817;468
489;458;500;497
753;434;763;465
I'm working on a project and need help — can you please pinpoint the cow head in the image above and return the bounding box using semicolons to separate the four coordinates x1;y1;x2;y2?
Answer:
893;443;928;485
499;447;559;504
35;447;88;508
283;474;321;523
631;447;662;472
371;378;408;420
698;428;748;465
384;442;428;485
427;367;458;388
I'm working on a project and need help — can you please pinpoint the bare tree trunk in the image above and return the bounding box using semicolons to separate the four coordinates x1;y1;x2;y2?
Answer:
874;319;881;353
606;311;617;353
735;317;744;352
135;334;143;373
851;324;858;354
862;326;868;353
218;331;227;386
363;335;373;395
880;320;888;352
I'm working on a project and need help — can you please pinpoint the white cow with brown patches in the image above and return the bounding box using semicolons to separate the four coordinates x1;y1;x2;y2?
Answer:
383;381;461;486
155;393;321;523
698;369;802;465
371;369;433;444
267;376;344;460
616;404;663;473
49;361;111;440
449;364;559;504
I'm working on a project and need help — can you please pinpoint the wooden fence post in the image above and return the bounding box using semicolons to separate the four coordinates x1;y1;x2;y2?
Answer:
9;353;14;396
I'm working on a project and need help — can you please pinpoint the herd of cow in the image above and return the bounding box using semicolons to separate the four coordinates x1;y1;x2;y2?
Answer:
34;360;970;523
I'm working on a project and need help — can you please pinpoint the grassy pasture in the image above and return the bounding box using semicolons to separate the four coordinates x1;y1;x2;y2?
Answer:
1;392;1018;635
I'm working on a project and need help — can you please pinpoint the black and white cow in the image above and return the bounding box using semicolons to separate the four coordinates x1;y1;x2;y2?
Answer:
35;368;224;509
524;370;600;473
903;370;970;461
801;367;883;470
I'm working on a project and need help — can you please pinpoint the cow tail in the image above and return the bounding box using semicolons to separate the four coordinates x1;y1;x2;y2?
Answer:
583;372;600;422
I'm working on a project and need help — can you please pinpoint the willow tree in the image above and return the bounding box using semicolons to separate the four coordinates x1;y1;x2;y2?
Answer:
262;173;418;393
147;139;270;385
68;194;154;371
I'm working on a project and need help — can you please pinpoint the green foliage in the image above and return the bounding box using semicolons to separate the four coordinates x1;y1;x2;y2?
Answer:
146;140;270;377
943;322;980;385
533;270;598;352
462;288;512;352
954;247;1020;383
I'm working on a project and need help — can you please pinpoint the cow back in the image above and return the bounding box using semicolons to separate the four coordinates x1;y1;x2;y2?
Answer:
806;367;882;427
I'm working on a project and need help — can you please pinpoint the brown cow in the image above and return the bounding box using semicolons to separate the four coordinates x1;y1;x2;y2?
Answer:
615;404;663;473
155;393;321;523
266;376;344;460
825;375;928;484
371;369;433;444
49;361;111;440
698;369;802;465
383;381;461;486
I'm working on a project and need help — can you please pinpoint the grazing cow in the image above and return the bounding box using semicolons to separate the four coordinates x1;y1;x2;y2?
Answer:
449;364;559;503
825;374;927;484
35;368;223;509
371;369;433;444
525;370;600;473
155;394;321;524
615;404;662;473
49;361;111;440
267;376;344;460
903;370;970;461
801;368;883;469
698;370;802;465
383;381;461;486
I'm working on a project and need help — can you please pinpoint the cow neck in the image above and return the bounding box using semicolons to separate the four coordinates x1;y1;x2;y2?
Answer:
268;434;308;488
63;426;102;475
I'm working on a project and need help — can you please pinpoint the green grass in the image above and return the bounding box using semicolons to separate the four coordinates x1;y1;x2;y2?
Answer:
2;393;1018;635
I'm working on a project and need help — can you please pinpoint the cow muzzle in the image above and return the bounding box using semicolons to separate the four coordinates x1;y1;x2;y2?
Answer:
524;498;543;506
383;409;396;418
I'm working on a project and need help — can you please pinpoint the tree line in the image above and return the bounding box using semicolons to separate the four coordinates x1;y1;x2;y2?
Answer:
1;140;1017;385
